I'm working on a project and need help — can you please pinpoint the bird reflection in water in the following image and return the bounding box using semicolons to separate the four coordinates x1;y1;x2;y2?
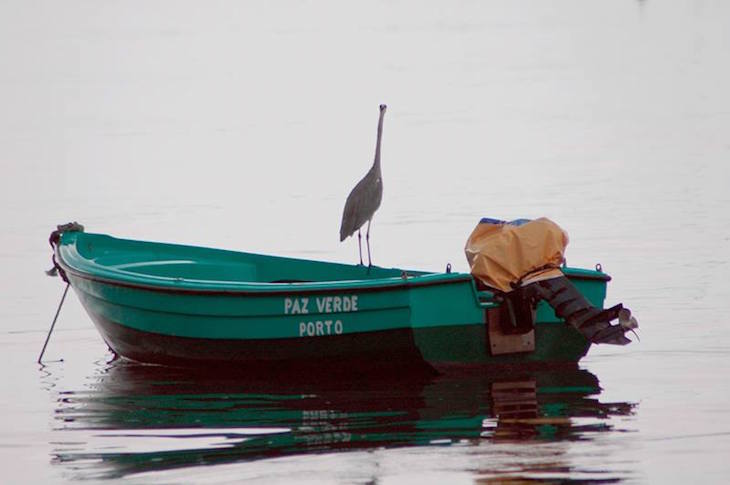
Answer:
50;361;635;480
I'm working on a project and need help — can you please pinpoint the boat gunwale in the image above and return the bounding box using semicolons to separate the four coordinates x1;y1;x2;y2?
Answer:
54;236;475;296
55;231;610;297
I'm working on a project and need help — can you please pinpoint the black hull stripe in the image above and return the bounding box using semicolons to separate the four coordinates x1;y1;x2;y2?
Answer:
91;312;429;368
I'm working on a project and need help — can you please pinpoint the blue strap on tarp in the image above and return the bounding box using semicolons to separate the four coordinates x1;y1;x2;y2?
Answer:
479;217;532;226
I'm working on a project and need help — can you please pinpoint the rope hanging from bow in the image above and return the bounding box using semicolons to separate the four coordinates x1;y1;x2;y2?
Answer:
46;222;84;282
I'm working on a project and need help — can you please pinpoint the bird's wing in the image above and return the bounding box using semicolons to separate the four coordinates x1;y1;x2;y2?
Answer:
339;169;383;241
339;189;360;241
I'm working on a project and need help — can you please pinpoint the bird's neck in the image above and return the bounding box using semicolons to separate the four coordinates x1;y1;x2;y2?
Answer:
373;110;385;172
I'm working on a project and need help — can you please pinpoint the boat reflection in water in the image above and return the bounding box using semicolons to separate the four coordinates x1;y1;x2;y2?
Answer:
51;362;635;480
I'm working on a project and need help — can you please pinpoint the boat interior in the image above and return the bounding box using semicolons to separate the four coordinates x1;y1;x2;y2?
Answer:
59;231;607;293
64;232;428;284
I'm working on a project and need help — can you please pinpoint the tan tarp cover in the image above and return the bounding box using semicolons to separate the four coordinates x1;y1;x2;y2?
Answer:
465;217;568;292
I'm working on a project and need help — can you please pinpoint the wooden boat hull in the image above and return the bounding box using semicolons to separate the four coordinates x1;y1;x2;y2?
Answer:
55;231;608;368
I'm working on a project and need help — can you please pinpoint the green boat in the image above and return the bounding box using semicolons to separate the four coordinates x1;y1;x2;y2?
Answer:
48;224;627;369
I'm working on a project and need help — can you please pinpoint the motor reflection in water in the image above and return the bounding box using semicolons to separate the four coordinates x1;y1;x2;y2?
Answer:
50;361;635;479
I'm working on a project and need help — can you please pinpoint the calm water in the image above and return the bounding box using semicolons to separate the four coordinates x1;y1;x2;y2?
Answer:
1;0;729;483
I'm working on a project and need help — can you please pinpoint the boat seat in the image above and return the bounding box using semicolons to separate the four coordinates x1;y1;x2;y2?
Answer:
115;260;258;283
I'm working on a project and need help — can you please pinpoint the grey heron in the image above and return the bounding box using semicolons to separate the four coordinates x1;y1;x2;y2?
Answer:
339;104;386;266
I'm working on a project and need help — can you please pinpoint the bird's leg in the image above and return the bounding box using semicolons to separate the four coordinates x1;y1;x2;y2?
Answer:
366;220;372;267
357;229;363;266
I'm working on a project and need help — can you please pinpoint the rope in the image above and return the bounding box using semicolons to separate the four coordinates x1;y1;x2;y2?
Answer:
38;282;69;364
46;222;84;283
39;222;84;363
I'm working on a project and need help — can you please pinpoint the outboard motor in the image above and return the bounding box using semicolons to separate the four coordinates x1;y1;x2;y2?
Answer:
465;217;637;346
523;276;634;345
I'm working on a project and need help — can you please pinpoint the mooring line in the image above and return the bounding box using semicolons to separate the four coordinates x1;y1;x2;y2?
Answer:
38;282;69;364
